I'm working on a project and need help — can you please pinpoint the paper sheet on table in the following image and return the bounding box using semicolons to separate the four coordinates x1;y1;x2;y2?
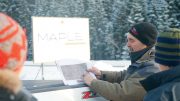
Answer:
55;59;96;85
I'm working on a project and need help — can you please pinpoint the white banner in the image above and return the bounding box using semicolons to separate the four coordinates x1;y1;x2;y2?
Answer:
32;17;90;63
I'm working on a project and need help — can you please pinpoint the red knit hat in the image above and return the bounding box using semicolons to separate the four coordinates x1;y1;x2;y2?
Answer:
0;13;27;73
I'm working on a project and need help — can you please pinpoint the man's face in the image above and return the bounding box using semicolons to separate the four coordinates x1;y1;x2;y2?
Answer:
126;33;147;52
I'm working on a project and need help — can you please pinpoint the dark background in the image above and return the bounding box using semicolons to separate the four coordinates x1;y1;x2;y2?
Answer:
0;0;179;60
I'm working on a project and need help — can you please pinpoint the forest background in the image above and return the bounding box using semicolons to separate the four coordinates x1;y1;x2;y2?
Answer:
0;0;179;60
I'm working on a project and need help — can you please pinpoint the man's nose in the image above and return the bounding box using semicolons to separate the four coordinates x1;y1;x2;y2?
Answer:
126;41;130;47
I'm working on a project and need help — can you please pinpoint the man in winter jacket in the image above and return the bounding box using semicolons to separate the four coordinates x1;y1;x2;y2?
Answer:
0;13;37;101
83;22;160;101
140;28;180;101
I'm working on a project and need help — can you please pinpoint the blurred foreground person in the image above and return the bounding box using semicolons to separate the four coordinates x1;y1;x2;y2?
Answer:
0;13;37;101
140;28;180;101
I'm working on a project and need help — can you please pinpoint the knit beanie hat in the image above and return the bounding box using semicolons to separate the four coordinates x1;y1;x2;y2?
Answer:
129;22;158;47
0;13;27;73
155;28;180;67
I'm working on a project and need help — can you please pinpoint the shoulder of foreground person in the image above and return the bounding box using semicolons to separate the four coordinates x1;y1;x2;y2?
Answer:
0;69;37;101
0;88;37;101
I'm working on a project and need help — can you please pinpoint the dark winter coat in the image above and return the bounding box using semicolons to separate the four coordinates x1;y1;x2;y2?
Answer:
90;48;160;101
140;64;180;101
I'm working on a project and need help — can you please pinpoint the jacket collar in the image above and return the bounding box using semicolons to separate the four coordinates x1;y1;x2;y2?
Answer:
136;47;155;63
140;64;180;91
0;69;21;93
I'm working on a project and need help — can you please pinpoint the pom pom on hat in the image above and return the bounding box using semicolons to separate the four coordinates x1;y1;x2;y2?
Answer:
0;13;27;73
